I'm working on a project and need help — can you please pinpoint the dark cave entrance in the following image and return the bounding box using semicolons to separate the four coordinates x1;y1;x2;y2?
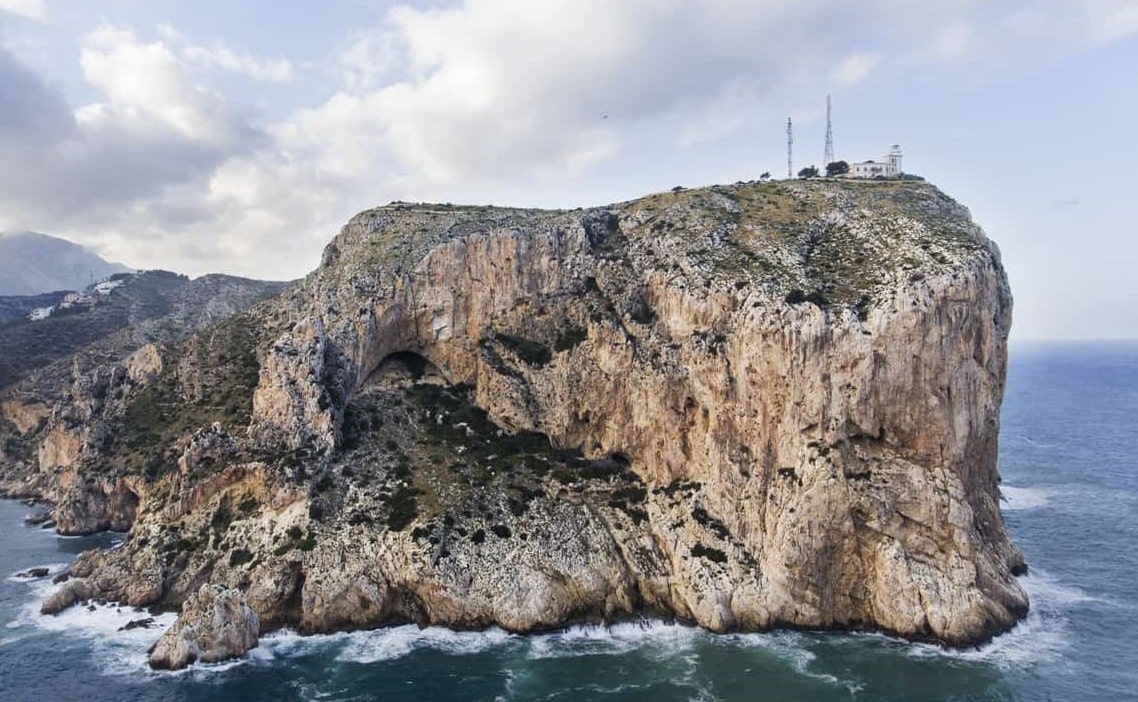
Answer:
364;350;445;389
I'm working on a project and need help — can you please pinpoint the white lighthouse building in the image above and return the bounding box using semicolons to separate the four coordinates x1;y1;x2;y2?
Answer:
850;145;903;178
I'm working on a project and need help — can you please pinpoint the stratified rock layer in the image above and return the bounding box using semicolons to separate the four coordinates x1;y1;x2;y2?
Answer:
2;179;1027;665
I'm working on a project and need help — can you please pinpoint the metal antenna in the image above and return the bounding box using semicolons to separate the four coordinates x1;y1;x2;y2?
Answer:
787;117;793;179
824;95;834;169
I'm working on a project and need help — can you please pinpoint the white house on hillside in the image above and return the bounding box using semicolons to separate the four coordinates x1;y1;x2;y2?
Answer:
849;145;903;178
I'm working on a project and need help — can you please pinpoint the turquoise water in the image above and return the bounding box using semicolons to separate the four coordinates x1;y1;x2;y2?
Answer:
2;340;1136;701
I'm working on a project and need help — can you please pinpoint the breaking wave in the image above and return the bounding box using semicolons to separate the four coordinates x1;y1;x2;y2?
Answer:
1000;485;1053;511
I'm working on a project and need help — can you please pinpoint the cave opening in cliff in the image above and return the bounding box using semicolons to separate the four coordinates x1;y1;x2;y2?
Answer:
365;351;445;389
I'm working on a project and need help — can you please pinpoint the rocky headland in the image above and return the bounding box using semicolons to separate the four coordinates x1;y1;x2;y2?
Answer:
0;179;1028;669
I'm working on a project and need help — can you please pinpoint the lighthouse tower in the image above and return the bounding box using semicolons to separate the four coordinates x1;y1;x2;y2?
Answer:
887;145;903;175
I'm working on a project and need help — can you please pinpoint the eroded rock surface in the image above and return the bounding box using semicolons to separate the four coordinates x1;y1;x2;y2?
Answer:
1;179;1027;666
148;585;259;670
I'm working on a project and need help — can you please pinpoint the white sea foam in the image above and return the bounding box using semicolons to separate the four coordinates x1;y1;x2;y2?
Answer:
905;570;1084;669
1000;485;1052;511
1010;434;1058;449
246;624;520;666
5;569;177;678
0;633;28;648
334;624;516;664
255;627;338;660
526;620;701;660
1;560;1089;688
5;562;70;584
722;630;864;694
1021;570;1098;606
146;619;698;671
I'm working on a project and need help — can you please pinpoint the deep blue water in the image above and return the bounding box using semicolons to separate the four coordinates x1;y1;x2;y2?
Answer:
2;340;1136;701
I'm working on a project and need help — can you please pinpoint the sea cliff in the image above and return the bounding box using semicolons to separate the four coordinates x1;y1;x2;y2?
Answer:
0;179;1028;669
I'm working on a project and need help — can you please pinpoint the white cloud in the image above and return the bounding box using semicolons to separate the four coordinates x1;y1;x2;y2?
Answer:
0;0;45;21
0;25;268;272
1084;0;1138;44
299;0;945;188
931;20;974;59
338;29;402;91
831;52;883;87
1001;0;1138;46
77;26;254;144
157;24;295;83
1;0;1135;283
676;83;754;148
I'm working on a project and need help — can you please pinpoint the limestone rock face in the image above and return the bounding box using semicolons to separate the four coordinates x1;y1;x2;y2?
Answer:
0;400;48;434
3;179;1029;662
52;476;140;535
125;344;163;385
255;180;1026;645
249;317;337;453
148;585;260;670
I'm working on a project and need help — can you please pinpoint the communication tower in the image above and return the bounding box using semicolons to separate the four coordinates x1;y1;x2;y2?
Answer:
786;117;793;179
823;95;834;168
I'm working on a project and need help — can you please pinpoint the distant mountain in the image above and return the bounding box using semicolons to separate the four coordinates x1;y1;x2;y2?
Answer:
0;231;131;295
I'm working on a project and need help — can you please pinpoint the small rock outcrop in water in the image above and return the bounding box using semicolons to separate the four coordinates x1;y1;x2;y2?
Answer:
148;585;259;670
119;617;156;631
23;510;51;525
0;179;1028;666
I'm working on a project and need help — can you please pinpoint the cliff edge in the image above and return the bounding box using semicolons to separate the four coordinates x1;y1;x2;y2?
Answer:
0;179;1027;666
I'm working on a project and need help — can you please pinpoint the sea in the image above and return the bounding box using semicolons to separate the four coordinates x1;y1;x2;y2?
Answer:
2;340;1136;701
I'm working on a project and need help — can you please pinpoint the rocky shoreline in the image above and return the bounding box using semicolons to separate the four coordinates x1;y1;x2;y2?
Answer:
2;179;1028;668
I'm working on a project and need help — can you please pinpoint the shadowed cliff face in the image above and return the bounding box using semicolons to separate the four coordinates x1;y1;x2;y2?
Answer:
2;179;1028;664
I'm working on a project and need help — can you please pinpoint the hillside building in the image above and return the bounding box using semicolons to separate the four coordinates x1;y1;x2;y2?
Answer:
849;145;903;178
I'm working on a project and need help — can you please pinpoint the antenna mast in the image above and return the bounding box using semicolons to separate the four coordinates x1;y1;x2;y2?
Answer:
823;95;834;169
786;117;793;179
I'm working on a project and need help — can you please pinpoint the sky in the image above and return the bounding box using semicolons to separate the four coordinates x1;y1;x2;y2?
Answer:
0;1;1136;341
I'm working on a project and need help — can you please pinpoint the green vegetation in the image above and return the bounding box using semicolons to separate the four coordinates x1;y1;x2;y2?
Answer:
386;485;420;531
323;376;652;541
608;485;649;524
784;289;828;307
552;326;588;353
657;479;702;499
111;313;261;479
228;548;254;567
825;161;849;176
274;524;317;554
492;333;552;367
692;506;731;540
692;543;728;564
405;382;553;476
